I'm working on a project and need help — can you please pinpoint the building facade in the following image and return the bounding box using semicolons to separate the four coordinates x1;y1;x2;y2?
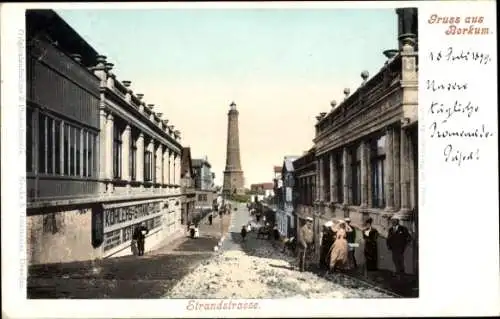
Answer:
249;182;274;202
26;10;183;265
190;157;215;216
180;147;196;226
311;8;418;274
276;156;299;237
192;157;214;191
292;149;317;243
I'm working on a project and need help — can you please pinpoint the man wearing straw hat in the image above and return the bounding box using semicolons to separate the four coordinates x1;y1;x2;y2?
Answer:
297;216;314;272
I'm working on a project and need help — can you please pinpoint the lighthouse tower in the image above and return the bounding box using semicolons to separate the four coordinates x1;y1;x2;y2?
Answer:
222;101;245;196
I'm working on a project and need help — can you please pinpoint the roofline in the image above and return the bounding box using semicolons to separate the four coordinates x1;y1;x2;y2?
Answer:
26;10;100;67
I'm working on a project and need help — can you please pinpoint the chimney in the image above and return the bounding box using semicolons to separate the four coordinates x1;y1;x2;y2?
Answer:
71;54;82;64
122;80;131;87
96;55;107;67
147;104;154;110
105;62;114;72
396;8;418;51
361;71;369;85
343;88;350;99
330;100;337;108
136;93;144;100
157;113;163;118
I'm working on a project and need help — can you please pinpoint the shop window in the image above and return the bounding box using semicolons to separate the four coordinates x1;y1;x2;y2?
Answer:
144;150;153;182
130;132;137;181
351;145;362;206
113;123;123;179
38;113;46;173
54;120;61;174
75;127;81;176
371;135;386;208
82;131;88;177
337;154;344;204
26;108;34;172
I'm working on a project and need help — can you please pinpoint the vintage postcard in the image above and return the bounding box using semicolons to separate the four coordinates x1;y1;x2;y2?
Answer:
1;1;498;318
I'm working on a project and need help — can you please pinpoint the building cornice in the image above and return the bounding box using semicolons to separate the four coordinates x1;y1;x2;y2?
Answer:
102;89;182;153
313;83;401;145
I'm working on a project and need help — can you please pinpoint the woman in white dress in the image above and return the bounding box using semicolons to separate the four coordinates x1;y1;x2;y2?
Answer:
328;220;353;272
194;224;200;238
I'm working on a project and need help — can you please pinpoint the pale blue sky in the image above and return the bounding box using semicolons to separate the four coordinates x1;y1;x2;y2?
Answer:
57;8;398;186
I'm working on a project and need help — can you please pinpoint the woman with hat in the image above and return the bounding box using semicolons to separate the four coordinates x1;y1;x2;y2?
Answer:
328;220;352;272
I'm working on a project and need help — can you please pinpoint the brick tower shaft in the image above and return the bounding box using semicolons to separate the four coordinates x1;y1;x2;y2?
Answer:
223;102;245;196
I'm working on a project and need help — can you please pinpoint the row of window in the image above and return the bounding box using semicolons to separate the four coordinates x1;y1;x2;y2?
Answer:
295;135;387;209
112;119;177;184
27;107;98;178
296;175;316;206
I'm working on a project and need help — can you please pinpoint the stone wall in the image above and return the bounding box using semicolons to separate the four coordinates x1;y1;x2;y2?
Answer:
26;207;101;265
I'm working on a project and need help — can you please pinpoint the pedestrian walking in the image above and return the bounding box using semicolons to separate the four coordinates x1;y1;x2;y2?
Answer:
272;226;280;241
208;214;213;225
345;218;357;269
194;223;200;238
246;222;252;233
320;221;335;272
132;222;149;256
328;220;351;273
217;194;224;218
240;225;248;242
362;217;379;272
297;217;314;272
387;217;412;276
189;223;196;239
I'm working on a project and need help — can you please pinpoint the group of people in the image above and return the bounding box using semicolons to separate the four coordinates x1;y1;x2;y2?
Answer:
188;222;200;239
298;215;412;276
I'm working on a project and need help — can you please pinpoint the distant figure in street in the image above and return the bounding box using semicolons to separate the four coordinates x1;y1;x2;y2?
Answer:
132;222;149;256
194;224;200;238
363;217;379;272
272;226;280;248
255;213;261;223
241;225;248;242
298;217;314;272
387;217;412;276
189;223;196;239
328;221;351;272
272;226;280;241
217;194;224;217
282;236;296;255
208;214;213;225
320;221;335;271
344;218;357;269
246;222;252;233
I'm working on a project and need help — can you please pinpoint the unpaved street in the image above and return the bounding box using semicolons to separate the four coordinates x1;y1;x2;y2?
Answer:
165;204;394;299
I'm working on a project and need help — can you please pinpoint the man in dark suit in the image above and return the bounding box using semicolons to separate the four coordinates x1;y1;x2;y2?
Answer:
386;217;412;275
345;218;357;269
132;222;149;256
